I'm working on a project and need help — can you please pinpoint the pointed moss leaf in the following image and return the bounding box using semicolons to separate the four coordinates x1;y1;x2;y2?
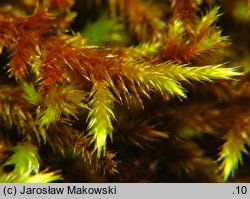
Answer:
197;6;222;33
165;64;242;82
87;81;116;158
39;106;60;128
39;86;87;128
124;63;187;98
60;86;88;116
0;170;62;183
196;31;228;53
168;20;185;41
22;82;39;105
130;42;160;58
122;61;241;104
18;170;62;183
147;75;186;97
218;130;250;180
4;143;40;175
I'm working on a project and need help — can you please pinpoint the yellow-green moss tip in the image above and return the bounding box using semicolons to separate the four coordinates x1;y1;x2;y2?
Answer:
87;81;115;158
22;82;39;105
